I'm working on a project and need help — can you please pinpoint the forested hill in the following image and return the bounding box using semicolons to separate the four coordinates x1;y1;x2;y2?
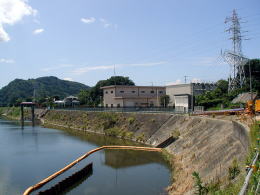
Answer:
0;76;89;105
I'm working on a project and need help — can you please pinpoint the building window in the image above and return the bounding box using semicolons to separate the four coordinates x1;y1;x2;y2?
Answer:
151;90;155;93
106;104;108;107
159;91;163;94
141;91;145;93
120;91;124;93
111;91;114;94
117;104;120;108
105;91;108;94
132;91;136;93
111;104;113;108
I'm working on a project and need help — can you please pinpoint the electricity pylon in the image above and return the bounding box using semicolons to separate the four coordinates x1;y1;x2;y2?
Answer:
222;9;248;92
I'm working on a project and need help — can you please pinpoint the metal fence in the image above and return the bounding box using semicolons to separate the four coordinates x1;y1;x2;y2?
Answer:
52;106;192;114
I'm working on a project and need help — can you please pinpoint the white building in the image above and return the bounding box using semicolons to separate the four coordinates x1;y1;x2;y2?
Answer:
166;83;216;111
101;85;166;108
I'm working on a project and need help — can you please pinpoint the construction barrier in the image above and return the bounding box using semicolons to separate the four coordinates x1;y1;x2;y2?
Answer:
38;163;93;195
23;146;162;195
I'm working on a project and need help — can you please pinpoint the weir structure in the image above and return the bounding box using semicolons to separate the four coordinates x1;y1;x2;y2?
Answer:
20;102;36;126
23;145;162;195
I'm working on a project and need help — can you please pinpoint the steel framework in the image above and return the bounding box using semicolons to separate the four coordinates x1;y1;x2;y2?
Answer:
222;9;248;92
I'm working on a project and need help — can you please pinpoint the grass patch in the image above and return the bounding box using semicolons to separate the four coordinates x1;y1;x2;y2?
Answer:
127;116;135;125
171;129;180;139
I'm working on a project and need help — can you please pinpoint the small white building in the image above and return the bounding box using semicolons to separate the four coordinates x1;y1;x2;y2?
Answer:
166;83;216;111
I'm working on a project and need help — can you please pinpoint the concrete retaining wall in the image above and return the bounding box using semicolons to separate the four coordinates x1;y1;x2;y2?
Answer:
42;110;249;195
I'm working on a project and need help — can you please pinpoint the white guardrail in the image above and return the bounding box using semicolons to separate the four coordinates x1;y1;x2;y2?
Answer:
238;152;259;195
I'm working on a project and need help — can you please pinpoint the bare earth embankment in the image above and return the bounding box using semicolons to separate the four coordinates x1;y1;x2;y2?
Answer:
41;110;249;194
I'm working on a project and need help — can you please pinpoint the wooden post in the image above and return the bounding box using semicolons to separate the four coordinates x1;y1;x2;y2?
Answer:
20;104;24;127
20;105;24;121
31;105;35;126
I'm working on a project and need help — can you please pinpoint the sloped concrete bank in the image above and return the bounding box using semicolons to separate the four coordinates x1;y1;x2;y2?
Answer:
147;115;249;194
42;110;249;194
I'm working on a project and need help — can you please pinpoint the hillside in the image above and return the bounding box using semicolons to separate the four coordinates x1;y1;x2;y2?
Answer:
0;76;89;105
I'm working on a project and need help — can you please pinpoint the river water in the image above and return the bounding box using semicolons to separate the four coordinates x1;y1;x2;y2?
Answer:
0;118;171;195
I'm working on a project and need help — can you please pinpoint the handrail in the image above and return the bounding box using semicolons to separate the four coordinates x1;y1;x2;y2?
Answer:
238;152;259;195
23;145;162;195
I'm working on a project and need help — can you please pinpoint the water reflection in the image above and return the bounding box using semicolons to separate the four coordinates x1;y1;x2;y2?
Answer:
0;118;171;195
104;149;168;168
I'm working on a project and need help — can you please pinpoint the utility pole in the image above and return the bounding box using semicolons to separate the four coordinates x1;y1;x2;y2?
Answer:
113;64;116;85
33;89;36;103
184;76;189;84
249;60;253;100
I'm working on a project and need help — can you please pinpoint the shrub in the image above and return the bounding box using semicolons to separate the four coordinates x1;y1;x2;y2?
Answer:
136;133;145;142
171;130;180;139
105;127;121;137
192;171;208;195
127;117;135;125
228;159;240;180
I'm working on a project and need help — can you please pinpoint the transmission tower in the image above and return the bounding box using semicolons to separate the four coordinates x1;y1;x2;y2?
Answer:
222;9;248;92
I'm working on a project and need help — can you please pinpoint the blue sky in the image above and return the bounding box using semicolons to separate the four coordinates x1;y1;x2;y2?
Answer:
0;0;259;88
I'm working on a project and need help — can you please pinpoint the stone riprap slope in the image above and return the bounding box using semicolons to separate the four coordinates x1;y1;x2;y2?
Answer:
43;110;249;194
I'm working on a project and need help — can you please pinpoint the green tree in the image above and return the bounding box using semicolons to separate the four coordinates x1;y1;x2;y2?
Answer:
78;89;92;105
45;96;54;108
82;76;135;106
244;59;260;93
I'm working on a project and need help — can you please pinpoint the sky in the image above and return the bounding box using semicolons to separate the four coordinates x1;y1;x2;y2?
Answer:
0;0;259;88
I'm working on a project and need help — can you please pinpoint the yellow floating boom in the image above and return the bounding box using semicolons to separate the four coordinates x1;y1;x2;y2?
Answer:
23;145;162;195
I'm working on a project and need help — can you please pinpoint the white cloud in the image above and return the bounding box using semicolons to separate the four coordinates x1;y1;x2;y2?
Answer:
33;28;44;35
81;17;96;24
72;61;167;75
104;23;111;28
0;0;37;42
63;78;74;81
41;64;74;72
191;56;226;67
191;78;201;83
73;65;114;75
99;18;117;29
0;26;10;41
129;61;166;67
0;58;15;63
166;79;182;86
33;19;40;24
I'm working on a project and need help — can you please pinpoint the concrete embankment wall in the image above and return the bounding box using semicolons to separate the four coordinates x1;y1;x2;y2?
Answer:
42;110;249;195
147;115;249;194
42;110;172;140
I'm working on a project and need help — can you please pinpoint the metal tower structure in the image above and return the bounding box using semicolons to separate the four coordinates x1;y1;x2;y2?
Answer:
222;9;248;92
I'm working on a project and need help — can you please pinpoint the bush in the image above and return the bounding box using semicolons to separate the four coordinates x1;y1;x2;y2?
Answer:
105;127;121;137
136;133;145;142
127;117;135;125
192;172;208;195
171;130;180;139
228;159;240;180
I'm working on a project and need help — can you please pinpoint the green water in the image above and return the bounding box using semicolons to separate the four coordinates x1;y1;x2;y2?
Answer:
0;118;171;195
